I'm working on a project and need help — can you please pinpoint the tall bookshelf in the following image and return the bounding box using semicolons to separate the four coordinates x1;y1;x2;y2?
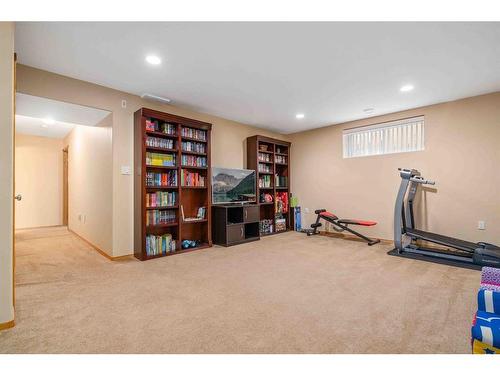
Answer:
134;108;212;261
246;135;291;236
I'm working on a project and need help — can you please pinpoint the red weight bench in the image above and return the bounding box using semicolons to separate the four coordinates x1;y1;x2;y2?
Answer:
306;209;380;246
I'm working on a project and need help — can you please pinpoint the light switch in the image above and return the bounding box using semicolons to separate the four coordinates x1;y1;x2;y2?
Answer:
121;166;132;175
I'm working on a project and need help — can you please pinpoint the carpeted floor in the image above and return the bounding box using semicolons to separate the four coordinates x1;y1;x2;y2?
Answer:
0;226;480;353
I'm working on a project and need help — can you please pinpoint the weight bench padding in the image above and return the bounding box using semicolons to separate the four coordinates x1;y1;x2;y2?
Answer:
337;219;377;226
319;211;338;220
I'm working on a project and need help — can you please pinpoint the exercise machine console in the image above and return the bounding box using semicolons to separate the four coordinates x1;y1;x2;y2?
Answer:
393;168;500;268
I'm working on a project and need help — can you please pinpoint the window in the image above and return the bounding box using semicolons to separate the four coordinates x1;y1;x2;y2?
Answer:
342;116;425;158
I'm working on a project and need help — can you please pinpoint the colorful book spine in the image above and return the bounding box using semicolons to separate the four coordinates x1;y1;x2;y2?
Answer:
181;155;207;167
145;234;176;256
181;127;206;141
181;170;206;187
146;191;177;208
146;136;174;150
146;152;176;167
146;171;178;187
146;209;176;226
258;175;272;188
181;141;206;153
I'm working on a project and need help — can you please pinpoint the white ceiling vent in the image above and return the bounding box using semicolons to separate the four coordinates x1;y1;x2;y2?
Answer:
141;93;171;104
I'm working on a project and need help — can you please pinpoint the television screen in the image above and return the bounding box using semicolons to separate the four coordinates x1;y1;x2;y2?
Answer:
212;167;256;204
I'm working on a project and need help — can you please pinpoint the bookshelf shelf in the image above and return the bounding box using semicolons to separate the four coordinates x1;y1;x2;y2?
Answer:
181;165;208;170
135;108;212;261
146;186;178;190
146;146;178;153
247;135;291;236
182;219;208;224
181;150;207;156
146;205;179;210
181;136;208;143
146;131;178;139
146;165;178;170
147;222;179;228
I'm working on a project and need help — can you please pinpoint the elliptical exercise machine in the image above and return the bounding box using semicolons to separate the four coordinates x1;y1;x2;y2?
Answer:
390;168;500;268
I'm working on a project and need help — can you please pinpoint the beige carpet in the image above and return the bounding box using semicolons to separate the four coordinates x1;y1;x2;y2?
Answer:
0;226;480;353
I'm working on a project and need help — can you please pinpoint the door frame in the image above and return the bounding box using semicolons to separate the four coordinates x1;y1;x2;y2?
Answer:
62;146;69;226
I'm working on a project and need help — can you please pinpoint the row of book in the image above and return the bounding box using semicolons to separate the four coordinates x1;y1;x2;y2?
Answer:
258;163;272;173
146;209;177;226
258;175;272;188
181;155;207;167
146;152;176;167
146;119;177;135
181;170;206;187
146;191;177;208
258;152;272;162
275;175;288;187
275;155;287;164
181;127;206;141
181;141;206;154
146;136;175;150
145;234;176;256
146;171;178;187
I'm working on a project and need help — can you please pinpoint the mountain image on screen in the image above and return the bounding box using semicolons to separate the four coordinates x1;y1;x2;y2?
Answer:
212;168;256;204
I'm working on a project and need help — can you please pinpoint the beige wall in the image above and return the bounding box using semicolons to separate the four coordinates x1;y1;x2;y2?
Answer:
290;92;500;243
0;22;15;326
63;117;113;255
15;134;63;229
17;65;289;256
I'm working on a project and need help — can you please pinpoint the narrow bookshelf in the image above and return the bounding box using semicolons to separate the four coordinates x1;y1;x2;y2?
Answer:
246;135;291;236
134;108;212;261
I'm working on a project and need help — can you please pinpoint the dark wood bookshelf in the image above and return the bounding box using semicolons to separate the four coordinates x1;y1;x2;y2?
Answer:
247;135;291;236
134;108;212;261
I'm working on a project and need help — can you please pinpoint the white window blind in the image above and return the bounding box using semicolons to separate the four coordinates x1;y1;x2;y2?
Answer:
343;116;425;158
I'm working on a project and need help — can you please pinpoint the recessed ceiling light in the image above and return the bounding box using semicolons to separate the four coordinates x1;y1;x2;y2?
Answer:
43;118;55;125
145;55;161;65
400;84;414;92
296;113;305;119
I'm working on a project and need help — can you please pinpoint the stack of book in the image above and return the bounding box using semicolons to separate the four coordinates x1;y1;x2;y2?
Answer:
259;175;272;188
275;175;288;187
146;136;174;150
181;127;206;141
259;164;272;173
146;119;177;135
181;155;207;167
181;141;206;153
275;155;287;164
146;152;176;167
146;191;177;208
146;171;178;187
145;234;176;256
146;209;176;226
258;152;271;162
181;170;206;187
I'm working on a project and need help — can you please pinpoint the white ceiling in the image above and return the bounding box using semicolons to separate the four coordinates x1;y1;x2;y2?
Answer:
14;22;500;134
16;93;111;138
16;115;77;139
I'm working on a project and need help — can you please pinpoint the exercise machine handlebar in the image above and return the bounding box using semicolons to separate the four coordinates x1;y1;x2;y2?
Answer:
410;176;435;185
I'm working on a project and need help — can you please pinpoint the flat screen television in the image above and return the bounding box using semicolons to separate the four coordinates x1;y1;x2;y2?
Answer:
212;167;256;204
